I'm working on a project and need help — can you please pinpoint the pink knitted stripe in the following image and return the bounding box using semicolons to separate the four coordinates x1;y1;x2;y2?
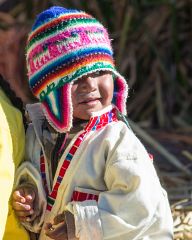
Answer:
27;28;111;75
115;76;128;114
28;24;110;58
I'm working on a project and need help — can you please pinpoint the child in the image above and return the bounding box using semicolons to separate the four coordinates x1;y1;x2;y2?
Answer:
12;6;173;240
0;75;29;240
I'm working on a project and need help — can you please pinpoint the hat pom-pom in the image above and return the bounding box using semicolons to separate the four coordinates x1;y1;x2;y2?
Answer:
32;6;79;30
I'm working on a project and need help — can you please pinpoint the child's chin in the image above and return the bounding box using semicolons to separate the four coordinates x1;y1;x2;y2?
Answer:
73;104;103;119
73;111;91;120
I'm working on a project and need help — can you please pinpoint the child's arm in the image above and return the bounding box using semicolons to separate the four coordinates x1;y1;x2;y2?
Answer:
44;213;68;240
65;126;173;240
12;184;36;222
12;120;47;233
44;211;77;240
13;161;47;233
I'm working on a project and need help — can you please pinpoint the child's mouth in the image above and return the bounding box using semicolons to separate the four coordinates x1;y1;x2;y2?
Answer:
79;98;101;105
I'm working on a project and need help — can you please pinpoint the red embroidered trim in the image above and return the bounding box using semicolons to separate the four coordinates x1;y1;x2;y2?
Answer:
41;108;117;211
71;190;99;202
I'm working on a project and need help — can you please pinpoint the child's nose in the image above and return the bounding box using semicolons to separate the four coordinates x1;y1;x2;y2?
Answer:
81;76;97;92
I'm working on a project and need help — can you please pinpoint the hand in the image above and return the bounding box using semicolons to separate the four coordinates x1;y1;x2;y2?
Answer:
44;213;68;240
12;185;36;222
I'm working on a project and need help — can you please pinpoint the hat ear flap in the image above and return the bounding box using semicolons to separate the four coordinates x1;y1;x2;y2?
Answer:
41;83;72;133
112;73;128;115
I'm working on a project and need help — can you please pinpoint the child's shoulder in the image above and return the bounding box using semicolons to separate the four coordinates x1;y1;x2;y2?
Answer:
103;119;136;140
103;119;147;151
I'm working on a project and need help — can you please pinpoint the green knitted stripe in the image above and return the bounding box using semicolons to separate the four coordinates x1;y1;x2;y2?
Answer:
47;196;54;206
39;62;114;101
27;18;99;50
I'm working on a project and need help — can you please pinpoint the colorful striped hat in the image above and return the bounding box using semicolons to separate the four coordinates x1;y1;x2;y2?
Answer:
26;6;128;132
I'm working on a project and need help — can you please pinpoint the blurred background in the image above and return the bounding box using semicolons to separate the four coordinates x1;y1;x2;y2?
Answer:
0;0;192;238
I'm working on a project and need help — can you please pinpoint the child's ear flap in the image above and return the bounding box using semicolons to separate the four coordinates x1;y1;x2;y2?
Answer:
41;84;73;133
112;73;128;115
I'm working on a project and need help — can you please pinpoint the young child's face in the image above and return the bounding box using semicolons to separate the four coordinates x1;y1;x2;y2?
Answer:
71;71;114;120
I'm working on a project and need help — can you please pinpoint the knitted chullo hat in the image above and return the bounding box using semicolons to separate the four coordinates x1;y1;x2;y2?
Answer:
26;6;128;133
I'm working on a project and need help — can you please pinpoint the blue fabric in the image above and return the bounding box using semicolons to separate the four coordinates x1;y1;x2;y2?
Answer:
112;76;118;106
32;6;80;30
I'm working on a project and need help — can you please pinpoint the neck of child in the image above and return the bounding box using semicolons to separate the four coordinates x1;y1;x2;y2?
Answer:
73;118;89;124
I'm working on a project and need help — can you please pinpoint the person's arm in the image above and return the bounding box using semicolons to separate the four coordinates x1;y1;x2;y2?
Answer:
65;126;173;240
13;161;46;233
13;123;47;233
12;183;37;222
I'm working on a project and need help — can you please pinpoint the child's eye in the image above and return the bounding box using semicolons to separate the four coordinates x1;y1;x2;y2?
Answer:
91;71;104;77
